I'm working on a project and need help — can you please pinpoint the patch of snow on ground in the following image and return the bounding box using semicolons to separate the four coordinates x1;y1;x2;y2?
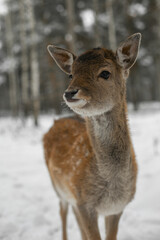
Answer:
0;105;160;240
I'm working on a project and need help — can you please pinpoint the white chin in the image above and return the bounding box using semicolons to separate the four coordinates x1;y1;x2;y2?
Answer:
65;99;87;109
70;103;114;117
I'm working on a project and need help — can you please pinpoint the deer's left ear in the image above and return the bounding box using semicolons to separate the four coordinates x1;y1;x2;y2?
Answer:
116;33;141;69
47;45;76;74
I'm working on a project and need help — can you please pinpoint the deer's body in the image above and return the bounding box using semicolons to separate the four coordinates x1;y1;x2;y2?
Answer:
43;33;141;240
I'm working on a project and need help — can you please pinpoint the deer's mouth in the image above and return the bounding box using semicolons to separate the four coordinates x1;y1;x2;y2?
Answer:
66;99;80;103
64;97;87;108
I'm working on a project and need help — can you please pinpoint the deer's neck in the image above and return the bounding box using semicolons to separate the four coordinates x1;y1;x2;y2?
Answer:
86;102;131;177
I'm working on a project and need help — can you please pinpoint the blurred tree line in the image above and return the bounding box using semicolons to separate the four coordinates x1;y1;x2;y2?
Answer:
0;0;160;125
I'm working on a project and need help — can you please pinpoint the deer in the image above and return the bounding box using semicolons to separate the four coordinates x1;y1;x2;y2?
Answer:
43;33;141;240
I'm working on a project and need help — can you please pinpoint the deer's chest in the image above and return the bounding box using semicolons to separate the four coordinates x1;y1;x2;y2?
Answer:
95;173;133;216
96;195;128;216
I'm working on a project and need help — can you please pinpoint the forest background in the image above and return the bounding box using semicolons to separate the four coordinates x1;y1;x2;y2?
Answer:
0;0;160;125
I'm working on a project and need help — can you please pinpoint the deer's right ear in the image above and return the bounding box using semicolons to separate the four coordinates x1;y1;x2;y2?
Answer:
47;45;76;75
116;33;141;70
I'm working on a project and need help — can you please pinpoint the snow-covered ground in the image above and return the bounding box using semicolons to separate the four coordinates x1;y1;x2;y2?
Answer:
0;104;160;240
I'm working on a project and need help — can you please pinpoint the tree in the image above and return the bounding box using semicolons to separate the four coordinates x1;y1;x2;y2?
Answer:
155;0;160;101
5;3;18;116
19;0;29;117
106;0;117;50
124;0;140;110
65;0;76;52
26;0;40;126
93;0;102;47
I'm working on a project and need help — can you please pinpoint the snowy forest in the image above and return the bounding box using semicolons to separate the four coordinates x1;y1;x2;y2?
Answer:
1;1;160;240
0;0;160;125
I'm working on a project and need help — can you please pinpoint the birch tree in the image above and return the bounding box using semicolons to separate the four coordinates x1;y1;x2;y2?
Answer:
5;4;18;117
93;0;102;47
106;0;116;50
155;0;160;101
19;0;29;117
65;0;76;52
26;0;40;126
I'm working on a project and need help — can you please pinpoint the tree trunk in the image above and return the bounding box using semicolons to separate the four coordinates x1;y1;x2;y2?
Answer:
125;0;139;110
93;0;102;47
155;0;160;101
106;0;117;50
5;6;18;117
26;0;40;126
155;55;160;101
65;0;76;53
19;0;29;117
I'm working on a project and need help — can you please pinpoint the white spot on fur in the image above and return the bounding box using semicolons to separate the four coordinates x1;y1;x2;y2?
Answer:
52;166;62;174
76;159;82;166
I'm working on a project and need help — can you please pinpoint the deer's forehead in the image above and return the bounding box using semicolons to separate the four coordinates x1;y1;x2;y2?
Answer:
72;49;117;73
76;48;116;61
76;51;103;63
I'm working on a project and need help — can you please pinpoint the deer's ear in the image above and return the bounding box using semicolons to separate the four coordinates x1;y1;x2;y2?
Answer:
47;45;76;74
116;33;141;69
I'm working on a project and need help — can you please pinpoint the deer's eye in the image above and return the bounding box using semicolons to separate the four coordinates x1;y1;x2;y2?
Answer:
99;71;110;80
69;75;72;79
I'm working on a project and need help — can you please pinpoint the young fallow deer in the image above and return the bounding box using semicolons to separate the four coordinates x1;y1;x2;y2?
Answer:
43;33;141;240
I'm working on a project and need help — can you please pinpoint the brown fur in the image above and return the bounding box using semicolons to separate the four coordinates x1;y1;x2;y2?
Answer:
43;33;141;240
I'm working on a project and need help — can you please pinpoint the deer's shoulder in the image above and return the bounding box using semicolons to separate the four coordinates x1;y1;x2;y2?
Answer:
43;116;93;165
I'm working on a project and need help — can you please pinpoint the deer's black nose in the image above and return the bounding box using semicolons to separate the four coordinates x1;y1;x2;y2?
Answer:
64;89;79;100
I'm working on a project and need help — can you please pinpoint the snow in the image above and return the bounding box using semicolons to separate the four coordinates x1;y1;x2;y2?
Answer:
0;104;160;240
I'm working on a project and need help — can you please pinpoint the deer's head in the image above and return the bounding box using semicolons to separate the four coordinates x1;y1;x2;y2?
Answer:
48;33;141;116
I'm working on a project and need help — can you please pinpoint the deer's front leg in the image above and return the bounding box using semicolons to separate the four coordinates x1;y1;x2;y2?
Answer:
76;205;101;240
72;207;88;240
105;213;122;240
60;201;68;240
